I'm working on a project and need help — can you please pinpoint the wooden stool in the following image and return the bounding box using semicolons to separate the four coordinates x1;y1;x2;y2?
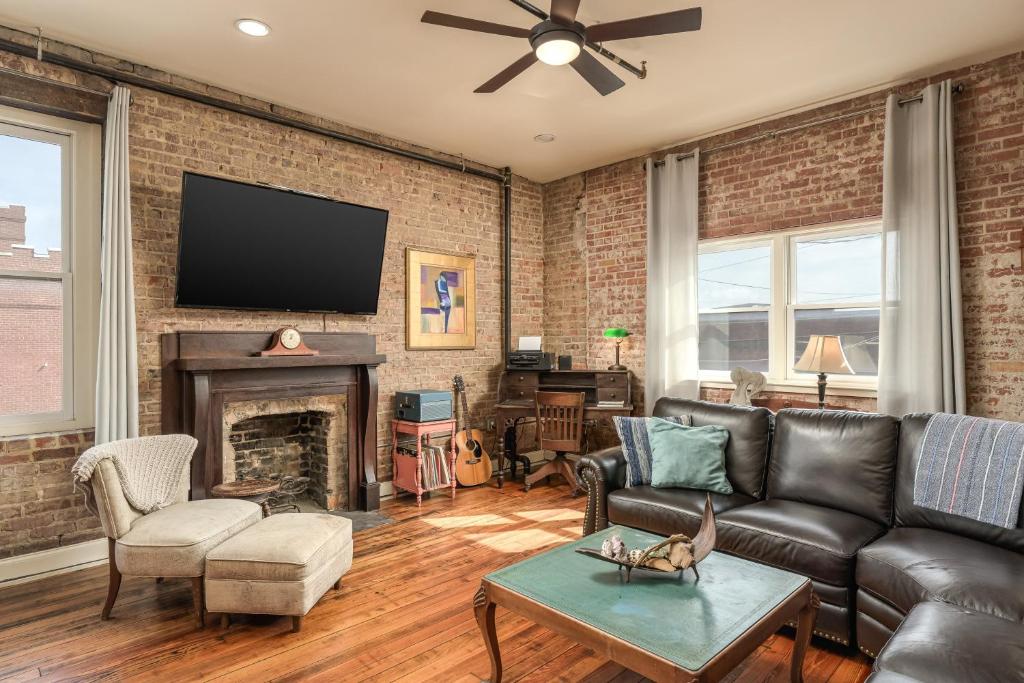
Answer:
210;479;281;517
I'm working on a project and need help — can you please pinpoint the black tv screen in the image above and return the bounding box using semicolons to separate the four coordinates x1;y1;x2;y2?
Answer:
175;173;389;314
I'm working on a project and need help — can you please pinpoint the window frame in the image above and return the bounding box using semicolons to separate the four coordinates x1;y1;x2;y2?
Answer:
0;105;101;437
698;220;881;395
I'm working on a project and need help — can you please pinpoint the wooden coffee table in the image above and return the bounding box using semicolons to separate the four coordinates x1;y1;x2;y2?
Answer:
474;525;819;683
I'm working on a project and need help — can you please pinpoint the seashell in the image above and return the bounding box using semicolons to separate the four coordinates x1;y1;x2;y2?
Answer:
627;548;644;564
601;534;627;561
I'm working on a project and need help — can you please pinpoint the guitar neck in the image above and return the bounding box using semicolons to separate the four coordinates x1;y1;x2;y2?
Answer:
458;382;474;434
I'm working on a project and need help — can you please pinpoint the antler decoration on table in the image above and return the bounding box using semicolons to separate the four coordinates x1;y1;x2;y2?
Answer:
577;493;717;582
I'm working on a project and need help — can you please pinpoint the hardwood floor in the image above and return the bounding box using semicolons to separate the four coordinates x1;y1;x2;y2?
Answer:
0;482;872;682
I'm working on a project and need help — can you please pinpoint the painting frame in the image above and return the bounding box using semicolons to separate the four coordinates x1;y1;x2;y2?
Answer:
406;248;477;350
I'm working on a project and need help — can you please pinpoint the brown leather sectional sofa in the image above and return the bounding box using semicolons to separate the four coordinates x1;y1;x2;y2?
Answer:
577;398;1024;682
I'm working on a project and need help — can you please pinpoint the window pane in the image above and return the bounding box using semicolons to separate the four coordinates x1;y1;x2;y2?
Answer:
0;276;64;416
0;133;64;272
698;245;771;309
794;233;880;304
793;308;880;376
699;311;769;372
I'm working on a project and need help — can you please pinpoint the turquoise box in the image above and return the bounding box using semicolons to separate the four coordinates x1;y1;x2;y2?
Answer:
395;389;453;422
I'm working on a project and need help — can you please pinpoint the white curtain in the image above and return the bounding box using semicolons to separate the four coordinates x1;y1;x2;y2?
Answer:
645;150;701;412
95;86;139;443
878;80;966;416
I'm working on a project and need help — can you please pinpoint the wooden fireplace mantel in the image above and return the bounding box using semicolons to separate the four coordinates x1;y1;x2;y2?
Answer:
161;331;386;511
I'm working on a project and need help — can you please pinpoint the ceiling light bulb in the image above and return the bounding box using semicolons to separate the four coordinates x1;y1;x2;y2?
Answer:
235;19;271;37
535;36;581;66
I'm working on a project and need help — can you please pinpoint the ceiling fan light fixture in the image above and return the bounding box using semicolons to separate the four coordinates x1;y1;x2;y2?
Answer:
529;22;583;66
235;18;271;37
534;33;581;65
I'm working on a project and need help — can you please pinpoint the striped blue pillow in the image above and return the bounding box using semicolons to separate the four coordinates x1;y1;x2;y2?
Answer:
613;415;692;487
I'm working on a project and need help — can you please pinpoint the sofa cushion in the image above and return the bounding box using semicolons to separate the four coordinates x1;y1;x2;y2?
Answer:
651;398;772;498
873;602;1024;683
717;499;885;586
766;409;898;525
857;527;1024;622
206;512;353;582
613;414;690;487
895;414;1024;553
115;499;262;577
607;486;755;538
647;420;732;493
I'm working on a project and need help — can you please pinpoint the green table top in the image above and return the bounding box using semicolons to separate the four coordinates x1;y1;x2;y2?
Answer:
485;525;807;672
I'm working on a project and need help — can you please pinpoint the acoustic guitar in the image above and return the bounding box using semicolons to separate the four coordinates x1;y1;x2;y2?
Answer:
452;375;493;486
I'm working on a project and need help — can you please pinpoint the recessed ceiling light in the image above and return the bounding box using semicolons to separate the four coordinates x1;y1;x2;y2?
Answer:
235;18;271;37
534;133;556;143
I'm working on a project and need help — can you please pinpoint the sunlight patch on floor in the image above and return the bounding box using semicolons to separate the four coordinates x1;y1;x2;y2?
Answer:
464;529;575;552
513;508;585;522
421;514;513;529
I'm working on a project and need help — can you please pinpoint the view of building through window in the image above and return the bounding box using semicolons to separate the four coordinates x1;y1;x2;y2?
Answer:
698;227;882;380
0;131;66;418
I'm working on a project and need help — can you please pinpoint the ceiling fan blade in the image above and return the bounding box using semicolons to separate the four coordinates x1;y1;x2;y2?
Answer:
421;10;530;38
570;49;624;96
586;7;702;42
474;52;539;93
550;0;583;25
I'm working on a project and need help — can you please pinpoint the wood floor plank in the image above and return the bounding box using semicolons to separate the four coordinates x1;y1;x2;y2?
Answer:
0;482;873;682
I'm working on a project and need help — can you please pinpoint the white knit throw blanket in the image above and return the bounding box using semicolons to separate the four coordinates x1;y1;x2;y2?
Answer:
72;435;197;515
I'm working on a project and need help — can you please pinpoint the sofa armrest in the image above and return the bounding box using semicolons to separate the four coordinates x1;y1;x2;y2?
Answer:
577;446;627;536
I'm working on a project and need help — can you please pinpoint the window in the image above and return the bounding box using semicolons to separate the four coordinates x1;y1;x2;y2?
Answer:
698;222;881;390
0;105;101;436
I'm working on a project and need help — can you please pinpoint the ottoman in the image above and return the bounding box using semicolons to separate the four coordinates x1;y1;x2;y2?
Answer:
204;513;353;632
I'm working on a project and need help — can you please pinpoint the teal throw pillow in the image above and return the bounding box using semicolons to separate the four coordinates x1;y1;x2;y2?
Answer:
646;418;733;494
613;415;691;487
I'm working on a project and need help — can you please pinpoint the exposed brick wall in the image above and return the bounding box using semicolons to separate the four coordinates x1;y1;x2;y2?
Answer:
541;174;588;361
542;50;1024;422
0;431;97;559
0;32;544;558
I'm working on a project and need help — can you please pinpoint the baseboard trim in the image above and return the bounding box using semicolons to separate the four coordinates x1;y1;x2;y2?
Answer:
379;481;394;499
0;538;107;586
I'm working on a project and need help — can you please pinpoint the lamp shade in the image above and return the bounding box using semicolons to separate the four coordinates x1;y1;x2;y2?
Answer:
603;327;630;339
794;335;855;375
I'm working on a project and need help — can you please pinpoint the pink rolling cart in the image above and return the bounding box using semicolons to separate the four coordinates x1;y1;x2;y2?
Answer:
391;418;457;506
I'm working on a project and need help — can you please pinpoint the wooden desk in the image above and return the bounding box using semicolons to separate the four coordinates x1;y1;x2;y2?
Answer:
495;369;633;488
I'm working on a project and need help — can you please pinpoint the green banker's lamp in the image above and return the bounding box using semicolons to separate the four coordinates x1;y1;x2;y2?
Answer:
603;328;630;371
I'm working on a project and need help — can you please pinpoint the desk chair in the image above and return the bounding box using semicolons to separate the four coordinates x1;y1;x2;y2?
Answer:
524;391;586;495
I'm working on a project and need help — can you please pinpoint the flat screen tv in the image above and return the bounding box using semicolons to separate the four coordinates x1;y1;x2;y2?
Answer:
174;173;389;314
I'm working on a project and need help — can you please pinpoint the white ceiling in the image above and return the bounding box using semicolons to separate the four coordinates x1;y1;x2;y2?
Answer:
1;0;1022;182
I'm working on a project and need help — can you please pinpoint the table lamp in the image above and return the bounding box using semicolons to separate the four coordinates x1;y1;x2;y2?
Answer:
603;328;630;371
794;335;854;409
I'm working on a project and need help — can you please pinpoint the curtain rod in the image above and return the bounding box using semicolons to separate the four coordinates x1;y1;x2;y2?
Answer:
652;83;964;167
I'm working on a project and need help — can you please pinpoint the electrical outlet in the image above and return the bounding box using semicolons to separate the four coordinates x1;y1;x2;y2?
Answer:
487;418;496;431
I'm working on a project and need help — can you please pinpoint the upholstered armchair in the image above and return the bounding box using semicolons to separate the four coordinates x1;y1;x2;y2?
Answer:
86;435;262;627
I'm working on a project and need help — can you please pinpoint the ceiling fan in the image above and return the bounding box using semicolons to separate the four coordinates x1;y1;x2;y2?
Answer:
421;0;702;96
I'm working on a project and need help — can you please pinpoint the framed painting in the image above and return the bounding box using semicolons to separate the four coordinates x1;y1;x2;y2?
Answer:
406;248;476;350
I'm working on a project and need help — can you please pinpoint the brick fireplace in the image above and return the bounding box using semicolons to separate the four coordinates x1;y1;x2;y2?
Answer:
222;395;348;510
161;331;384;511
